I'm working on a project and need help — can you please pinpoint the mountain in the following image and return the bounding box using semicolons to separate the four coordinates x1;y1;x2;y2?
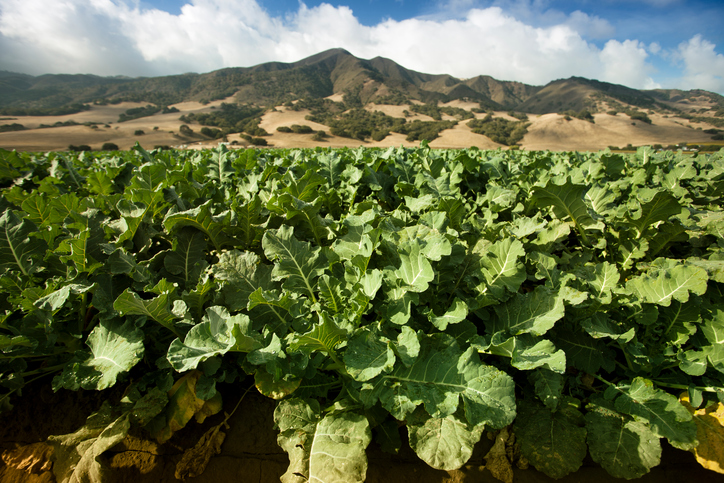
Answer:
1;48;723;118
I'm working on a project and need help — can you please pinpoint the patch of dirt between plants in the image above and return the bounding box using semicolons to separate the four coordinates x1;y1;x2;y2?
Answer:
2;380;724;483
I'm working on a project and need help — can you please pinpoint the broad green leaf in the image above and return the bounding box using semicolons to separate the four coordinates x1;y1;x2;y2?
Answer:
289;314;347;355
585;397;661;479
555;330;612;374
395;326;420;367
167;306;261;372
274;398;372;483
361;335;515;428
53;319;144;391
658;301;700;347
406;409;483;471
427;298;468;331
587;262;620;304
113;283;179;335
263;225;325;300
529;368;564;410
627;261;708;306
395;240;434;293
246;288;296;334
234;195;264;249
0;210;46;276
343;327;395;382
487;334;566;373
255;371;301;400
515;398;587;479
164;200;234;251
624;191;682;239
86;170;114;196
476;237;526;302
333;224;375;260
533;181;599;243
494;285;564;336
164;226;207;285
702;309;724;345
317;274;344;314
210;250;274;312
581;313;635;343
613;377;698;450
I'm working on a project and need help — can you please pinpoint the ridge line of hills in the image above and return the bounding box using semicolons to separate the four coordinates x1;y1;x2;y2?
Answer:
1;48;723;118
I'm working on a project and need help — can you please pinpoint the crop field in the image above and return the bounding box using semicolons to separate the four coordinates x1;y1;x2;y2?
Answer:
1;143;724;482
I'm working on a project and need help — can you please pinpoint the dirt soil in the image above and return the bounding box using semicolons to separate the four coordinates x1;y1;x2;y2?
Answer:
1;379;723;483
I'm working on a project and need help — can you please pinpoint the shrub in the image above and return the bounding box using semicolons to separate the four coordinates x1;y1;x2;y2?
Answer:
200;127;222;139
0;123;25;133
134;130;145;136
276;126;293;133
101;142;119;151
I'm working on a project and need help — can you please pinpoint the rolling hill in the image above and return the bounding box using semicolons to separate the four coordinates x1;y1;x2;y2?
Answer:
1;48;723;151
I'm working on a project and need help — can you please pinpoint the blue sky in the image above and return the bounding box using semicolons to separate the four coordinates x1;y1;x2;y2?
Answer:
1;0;723;93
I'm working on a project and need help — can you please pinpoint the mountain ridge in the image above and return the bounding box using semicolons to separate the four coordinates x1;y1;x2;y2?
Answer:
1;48;723;119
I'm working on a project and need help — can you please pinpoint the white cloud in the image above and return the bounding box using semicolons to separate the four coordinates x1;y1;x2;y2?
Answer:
600;39;660;89
672;35;724;92
0;0;719;94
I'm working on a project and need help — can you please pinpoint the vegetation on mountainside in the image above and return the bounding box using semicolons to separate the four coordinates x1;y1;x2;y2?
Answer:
468;113;529;145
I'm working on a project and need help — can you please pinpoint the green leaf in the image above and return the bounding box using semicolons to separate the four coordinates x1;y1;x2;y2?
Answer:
581;313;636;343
0;210;46;276
555;330;612;374
53;319;144;391
86;170;114;196
274;398;372;483
406;409;483;471
113;283;179;335
164;200;234;251
164;226;207;285
529;368;564;410
263;225;325;300
586;262;620;304
585;397;661;479
234;195;265;249
395;240;434;293
289;314;347;356
494;285;565;336
428;298;468;331
613;377;698;450
533;181;599;243
343;327;396;382
515;398;587;479
361;334;515;428
627;260;708;306
624;191;682;239
210;250;274;312
333;223;375;260
476;237;526;302
167;306;261;372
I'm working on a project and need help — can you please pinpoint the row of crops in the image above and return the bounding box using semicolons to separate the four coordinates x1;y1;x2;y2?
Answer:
1;143;724;481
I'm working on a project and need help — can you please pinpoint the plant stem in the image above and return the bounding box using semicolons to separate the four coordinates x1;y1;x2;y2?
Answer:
654;381;722;394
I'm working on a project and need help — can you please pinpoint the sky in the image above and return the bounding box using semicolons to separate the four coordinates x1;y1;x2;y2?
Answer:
1;0;723;94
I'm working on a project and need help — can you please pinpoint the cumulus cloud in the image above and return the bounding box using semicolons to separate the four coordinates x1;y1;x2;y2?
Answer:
672;35;724;93
0;0;717;93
